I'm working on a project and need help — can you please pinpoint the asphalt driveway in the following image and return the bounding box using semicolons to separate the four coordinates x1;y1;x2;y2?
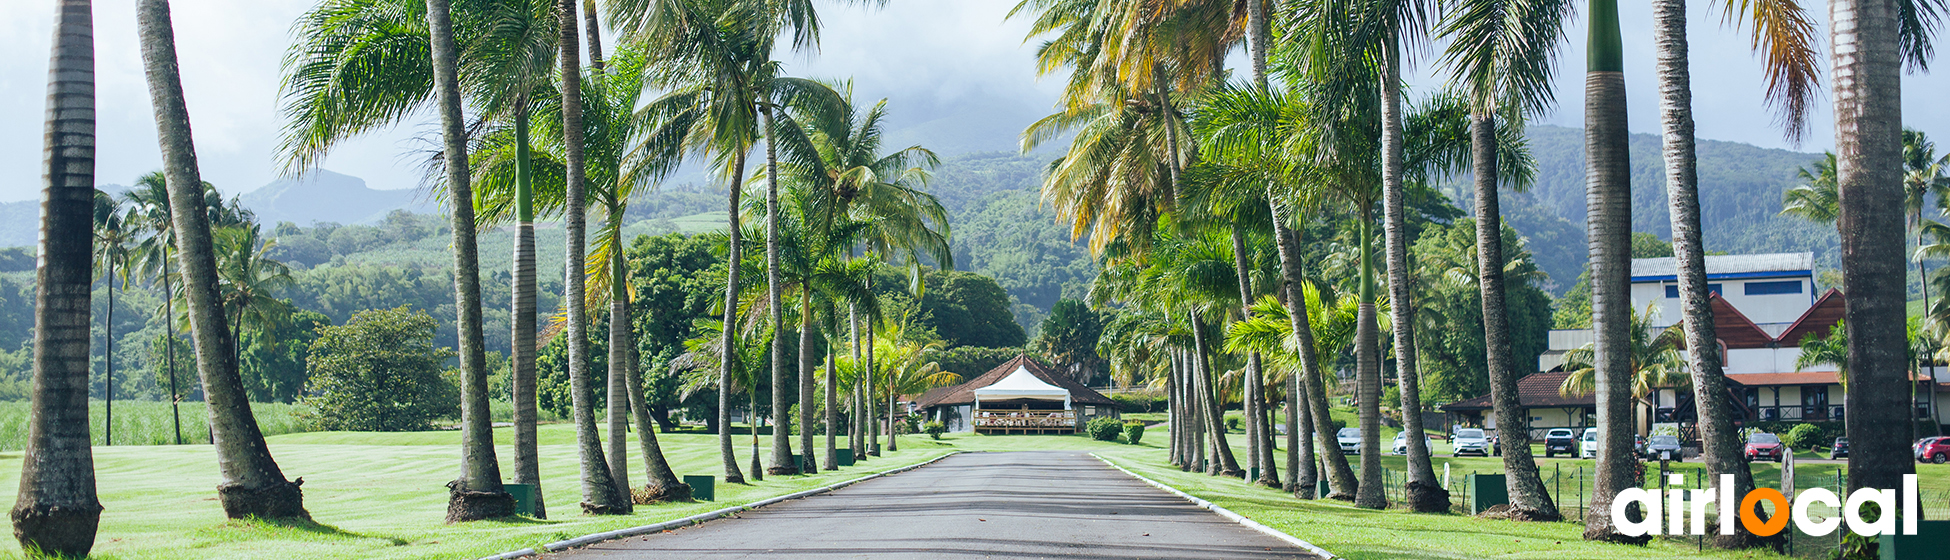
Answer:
546;451;1321;560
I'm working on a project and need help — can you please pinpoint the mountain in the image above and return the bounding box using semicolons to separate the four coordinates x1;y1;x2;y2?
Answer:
0;183;131;248
1448;125;1832;294
238;169;439;227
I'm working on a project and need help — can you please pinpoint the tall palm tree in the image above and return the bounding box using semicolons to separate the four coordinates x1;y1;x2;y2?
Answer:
140;0;308;519
1558;304;1687;442
1434;0;1571;521
552;0;631;514
280;0;552;519
11;0;103;553
124;173;186;445
212;226;296;381
1578;0;1640;542
94;190;136;447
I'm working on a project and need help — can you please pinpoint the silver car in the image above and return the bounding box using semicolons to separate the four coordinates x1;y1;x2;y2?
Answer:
1451;428;1490;457
1337;427;1362;455
1393;432;1433;455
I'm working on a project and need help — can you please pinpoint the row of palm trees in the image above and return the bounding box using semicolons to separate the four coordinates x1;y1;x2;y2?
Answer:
1020;0;1928;546
16;0;955;554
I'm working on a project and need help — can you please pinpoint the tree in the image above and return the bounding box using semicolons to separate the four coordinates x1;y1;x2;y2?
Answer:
920;271;1028;348
301;306;459;432
95;190;137;446
555;0;629;513
123;173;188;445
11;0;104;553
1578;0;1641;542
1558;304;1688;438
1410;219;1553;405
1035;300;1105;384
1435;0;1572;521
139;0;308;520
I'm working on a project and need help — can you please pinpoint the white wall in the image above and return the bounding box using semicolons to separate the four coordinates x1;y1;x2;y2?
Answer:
1630;277;1816;327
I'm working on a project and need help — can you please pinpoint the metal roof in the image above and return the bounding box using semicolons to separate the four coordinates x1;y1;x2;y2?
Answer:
1630;252;1814;282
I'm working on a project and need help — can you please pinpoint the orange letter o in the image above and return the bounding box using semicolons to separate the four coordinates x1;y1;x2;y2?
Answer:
1739;489;1791;537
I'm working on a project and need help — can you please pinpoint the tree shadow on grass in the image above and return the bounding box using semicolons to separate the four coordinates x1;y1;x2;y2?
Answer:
205;516;411;546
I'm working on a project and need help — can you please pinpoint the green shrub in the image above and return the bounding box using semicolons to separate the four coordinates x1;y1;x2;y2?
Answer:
1785;423;1825;450
1123;423;1145;445
1225;416;1241;431
1111;393;1165;413
1086;417;1123;442
924;420;947;440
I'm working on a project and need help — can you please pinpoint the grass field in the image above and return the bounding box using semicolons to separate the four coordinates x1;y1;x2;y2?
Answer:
0;400;310;450
0;424;950;560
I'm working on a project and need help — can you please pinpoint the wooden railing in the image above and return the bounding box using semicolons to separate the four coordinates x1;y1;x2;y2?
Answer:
972;410;1075;429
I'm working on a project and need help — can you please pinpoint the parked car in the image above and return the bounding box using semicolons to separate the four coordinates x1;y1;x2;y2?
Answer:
1451;428;1491;457
1542;428;1577;458
1917;437;1943;462
1920;437;1950;464
1644;435;1685;461
1337;427;1362;455
1579;428;1599;459
1744;432;1785;462
1829;437;1848;460
1633;434;1647;457
1392;432;1433;455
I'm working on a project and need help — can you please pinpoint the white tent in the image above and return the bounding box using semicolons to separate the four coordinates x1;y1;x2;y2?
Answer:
973;366;1071;410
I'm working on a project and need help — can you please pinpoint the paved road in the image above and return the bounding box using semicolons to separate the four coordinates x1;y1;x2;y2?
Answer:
548;451;1321;560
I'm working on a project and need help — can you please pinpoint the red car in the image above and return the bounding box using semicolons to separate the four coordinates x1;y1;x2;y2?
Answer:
1920;437;1950;464
1745;432;1786;462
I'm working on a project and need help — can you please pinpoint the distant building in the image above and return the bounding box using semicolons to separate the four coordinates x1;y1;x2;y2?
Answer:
1448;252;1950;436
914;355;1118;434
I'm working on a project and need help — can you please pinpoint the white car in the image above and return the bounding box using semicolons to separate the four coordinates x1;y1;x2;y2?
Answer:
1451;428;1490;457
1578;428;1598;458
1337;427;1362;455
1392;432;1433;455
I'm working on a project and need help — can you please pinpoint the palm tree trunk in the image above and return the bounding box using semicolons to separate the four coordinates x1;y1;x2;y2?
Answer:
1381;41;1444;512
1582;0;1637;539
761;105;796;476
798;289;817;472
718;150;748;485
867;318;880;456
426;0;508;521
1167;352;1182;467
1832;0;1912;495
1270;203;1357;499
1231;226;1278;486
139;0;305;521
580;0;603;71
849;302;863;459
749;382;762;481
1469;106;1559;521
1355;210;1386;510
105;262;115;447
605;218;634;501
12;0;104;551
1292;371;1313;497
615;240;689;502
1651;0;1762;547
510;101;545;518
557;0;627;514
1190;312;1242;477
823;337;838;471
1188;349;1205;471
164;248;182;446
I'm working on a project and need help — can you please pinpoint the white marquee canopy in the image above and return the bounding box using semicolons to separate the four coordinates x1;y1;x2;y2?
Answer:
973;366;1071;409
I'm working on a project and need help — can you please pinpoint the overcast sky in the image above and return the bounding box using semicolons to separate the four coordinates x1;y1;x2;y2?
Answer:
5;1;1949;203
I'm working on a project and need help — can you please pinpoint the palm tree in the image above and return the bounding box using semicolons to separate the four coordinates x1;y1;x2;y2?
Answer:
846;314;960;453
11;0;103;553
1558;304;1688;439
212;226;296;382
140;0;309;520
1650;0;1806;546
94;190;136;447
1434;0;1571;521
1577;0;1640;542
124;173;186;445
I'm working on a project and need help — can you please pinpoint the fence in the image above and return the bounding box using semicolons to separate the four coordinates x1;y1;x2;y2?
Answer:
1435;460;1949;559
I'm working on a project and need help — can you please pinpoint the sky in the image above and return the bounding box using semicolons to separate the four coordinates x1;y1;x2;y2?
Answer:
4;1;1949;203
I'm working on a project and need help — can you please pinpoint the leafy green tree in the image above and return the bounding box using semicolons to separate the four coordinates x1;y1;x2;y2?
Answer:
919;271;1027;348
301;306;459;432
627;233;727;430
240;310;332;403
1558;303;1686;437
1034;299;1104;384
1410;219;1552;403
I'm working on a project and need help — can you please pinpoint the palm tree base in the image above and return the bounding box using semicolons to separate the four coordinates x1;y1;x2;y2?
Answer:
579;501;631;516
10;502;102;558
1254;477;1281;489
218;478;308;520
630;483;694;504
1405;481;1450;513
1477;504;1563;523
444;482;516;523
765;466;800;476
1581;524;1653;545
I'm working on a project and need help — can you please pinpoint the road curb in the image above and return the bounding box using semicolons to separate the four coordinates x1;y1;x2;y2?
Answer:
1090;453;1339;560
475;451;961;560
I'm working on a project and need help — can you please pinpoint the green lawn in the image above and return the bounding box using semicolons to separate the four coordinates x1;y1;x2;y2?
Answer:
0;424;951;560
